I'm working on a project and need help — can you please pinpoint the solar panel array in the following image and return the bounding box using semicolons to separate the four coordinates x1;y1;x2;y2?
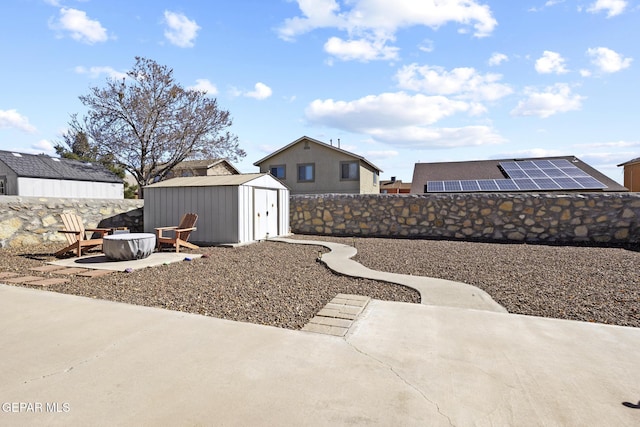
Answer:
426;159;607;193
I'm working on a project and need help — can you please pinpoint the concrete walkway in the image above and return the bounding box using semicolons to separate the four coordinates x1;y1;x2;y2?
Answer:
271;237;506;313
1;238;639;426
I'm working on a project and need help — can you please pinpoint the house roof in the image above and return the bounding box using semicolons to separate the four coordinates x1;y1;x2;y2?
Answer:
617;156;640;167
380;179;412;191
253;136;383;172
0;150;122;183
144;173;281;188
410;156;627;193
169;158;240;174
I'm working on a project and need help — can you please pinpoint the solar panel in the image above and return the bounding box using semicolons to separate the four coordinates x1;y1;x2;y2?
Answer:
477;180;499;191
561;167;590;178
444;180;462;192
524;169;547;178
496;179;519;191
498;160;607;189
506;169;528;179
573;176;606;188
513;178;539;190
425;159;607;192
427;181;445;192
534;178;561;190
540;168;567;178
500;162;521;171
460;180;480;191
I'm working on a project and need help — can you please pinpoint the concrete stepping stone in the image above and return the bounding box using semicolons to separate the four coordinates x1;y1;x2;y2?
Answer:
50;268;90;275
28;278;69;287
77;270;117;277
30;265;66;272
303;294;370;337
3;276;44;284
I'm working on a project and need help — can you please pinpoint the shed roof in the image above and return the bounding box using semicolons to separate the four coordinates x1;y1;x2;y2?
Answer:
0;150;122;183
144;173;286;188
411;155;627;193
253;136;383;172
617;156;640;167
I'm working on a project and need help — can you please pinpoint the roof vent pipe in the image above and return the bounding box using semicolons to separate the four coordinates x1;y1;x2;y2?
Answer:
330;139;332;146
338;138;340;148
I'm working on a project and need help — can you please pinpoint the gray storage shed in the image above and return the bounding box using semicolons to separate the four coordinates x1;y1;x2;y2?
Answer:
143;173;290;245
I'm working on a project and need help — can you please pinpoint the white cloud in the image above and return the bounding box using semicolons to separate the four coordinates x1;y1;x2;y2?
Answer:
49;8;108;44
324;36;399;62
587;47;632;73
304;92;504;148
306;92;472;131
365;150;399;159
368;125;505;148
511;83;585;118
28;139;56;155
535;51;569;74
587;0;627;17
278;0;497;61
0;109;37;133
488;52;508;66
418;39;434;53
492;148;565;159
575;140;640;149
163;11;200;48
395;64;513;101
74;66;128;80
188;79;218;96
245;82;273;100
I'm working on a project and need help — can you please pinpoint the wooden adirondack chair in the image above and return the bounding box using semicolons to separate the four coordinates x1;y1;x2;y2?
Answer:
155;213;199;253
56;213;111;257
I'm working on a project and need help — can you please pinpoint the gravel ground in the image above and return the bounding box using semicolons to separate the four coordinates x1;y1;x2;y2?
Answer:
294;235;640;328
0;241;419;330
1;237;638;329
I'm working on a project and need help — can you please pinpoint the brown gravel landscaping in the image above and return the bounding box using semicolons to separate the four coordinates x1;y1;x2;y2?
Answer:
1;236;638;329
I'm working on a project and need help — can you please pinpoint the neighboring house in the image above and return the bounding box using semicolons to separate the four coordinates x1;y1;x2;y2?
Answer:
411;156;628;194
617;157;640;191
380;177;411;194
126;159;239;198
253;136;382;194
0;150;123;199
163;159;240;179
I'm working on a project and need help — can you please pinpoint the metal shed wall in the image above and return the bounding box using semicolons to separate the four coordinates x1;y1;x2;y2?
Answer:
16;177;123;199
143;174;289;245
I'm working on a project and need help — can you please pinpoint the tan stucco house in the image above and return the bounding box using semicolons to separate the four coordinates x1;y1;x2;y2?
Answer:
253;136;382;194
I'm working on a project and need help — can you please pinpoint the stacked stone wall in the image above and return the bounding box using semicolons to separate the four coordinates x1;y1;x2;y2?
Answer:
0;196;144;248
290;193;640;244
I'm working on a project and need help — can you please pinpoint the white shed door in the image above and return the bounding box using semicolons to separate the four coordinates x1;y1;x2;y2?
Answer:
254;188;278;240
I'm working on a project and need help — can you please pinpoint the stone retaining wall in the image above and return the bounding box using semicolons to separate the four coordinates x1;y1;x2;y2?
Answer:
290;193;640;244
0;196;144;248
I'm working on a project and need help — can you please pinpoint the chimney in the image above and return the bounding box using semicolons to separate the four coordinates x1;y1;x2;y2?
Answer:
391;176;396;183
337;138;341;148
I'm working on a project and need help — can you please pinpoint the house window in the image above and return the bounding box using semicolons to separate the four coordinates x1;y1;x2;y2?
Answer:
297;163;315;182
340;161;359;180
373;172;378;185
0;177;5;195
270;165;286;179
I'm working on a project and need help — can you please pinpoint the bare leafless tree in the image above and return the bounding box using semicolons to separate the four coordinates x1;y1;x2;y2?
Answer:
61;57;245;197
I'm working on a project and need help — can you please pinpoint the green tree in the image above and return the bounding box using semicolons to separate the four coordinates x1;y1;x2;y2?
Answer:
61;57;245;198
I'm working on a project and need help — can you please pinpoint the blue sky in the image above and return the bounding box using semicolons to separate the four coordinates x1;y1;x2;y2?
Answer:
1;0;638;184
